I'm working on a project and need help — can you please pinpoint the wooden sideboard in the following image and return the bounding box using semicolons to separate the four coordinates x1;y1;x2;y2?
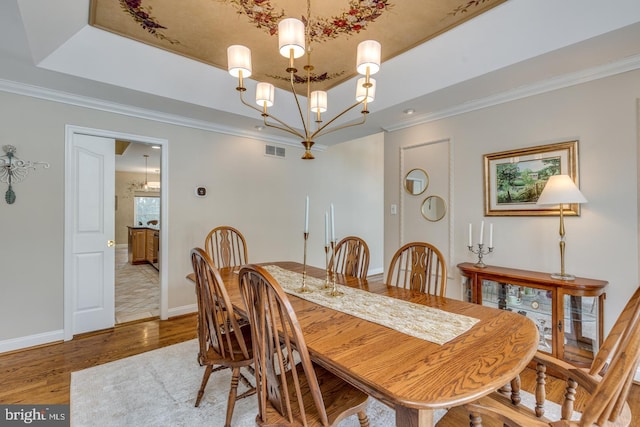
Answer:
127;226;159;267
457;262;607;367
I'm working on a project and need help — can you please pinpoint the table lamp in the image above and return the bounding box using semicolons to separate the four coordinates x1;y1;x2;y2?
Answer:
536;174;587;280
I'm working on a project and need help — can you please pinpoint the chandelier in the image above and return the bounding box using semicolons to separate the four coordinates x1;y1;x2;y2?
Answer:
226;1;381;160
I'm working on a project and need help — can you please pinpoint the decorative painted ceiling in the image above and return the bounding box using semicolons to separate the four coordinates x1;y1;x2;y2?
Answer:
90;0;507;92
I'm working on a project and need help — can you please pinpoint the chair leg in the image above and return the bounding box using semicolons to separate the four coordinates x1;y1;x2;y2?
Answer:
195;365;213;407
469;412;483;427
357;410;370;427
561;378;577;420
535;362;546;418
225;367;241;427
510;374;521;405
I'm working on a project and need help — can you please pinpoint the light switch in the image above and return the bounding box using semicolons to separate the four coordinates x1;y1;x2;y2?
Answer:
391;204;397;215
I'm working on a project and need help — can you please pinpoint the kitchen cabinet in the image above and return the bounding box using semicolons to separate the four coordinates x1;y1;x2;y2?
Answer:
128;226;159;266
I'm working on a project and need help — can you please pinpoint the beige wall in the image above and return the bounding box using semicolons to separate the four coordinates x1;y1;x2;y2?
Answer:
385;69;640;335
0;91;384;346
5;67;637;350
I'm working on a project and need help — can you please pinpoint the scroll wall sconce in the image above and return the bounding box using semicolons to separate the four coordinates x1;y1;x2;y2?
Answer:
0;145;50;204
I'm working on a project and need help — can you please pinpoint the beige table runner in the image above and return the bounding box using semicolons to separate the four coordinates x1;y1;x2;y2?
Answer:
263;265;479;345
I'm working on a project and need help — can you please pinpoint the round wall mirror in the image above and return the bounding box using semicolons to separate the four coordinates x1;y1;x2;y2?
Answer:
421;195;447;222
404;168;429;195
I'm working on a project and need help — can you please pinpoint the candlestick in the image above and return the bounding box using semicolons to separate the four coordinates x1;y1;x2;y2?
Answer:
324;211;329;246
324;244;331;288
298;232;312;292
468;243;494;268
479;220;484;245
329;240;343;296
304;195;309;233
468;223;472;247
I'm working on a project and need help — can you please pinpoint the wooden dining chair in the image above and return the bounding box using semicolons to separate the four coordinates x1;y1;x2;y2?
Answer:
386;242;447;296
238;264;371;427
465;285;640;427
190;248;255;427
329;236;370;279
204;225;248;268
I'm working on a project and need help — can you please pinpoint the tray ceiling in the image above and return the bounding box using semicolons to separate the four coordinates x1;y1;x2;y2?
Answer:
89;0;507;92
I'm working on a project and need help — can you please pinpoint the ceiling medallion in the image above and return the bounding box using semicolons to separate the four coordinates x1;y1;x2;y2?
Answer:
266;69;345;85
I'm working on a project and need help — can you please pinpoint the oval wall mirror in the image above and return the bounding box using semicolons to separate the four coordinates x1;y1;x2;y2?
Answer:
404;168;429;195
421;195;447;222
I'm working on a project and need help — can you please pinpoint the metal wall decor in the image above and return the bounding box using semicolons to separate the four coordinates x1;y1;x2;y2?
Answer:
0;145;50;204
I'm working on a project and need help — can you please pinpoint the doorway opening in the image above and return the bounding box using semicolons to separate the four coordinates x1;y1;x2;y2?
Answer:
115;141;161;323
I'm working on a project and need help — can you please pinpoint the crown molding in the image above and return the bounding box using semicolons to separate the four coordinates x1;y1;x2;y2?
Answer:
0;78;326;152
382;53;640;132
3;52;640;145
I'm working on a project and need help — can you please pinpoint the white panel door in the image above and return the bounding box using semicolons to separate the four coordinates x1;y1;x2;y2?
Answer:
70;134;115;334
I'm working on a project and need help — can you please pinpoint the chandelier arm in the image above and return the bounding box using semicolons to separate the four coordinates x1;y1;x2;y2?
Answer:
313;113;368;140
288;72;310;138
239;90;305;139
310;100;366;140
262;119;306;139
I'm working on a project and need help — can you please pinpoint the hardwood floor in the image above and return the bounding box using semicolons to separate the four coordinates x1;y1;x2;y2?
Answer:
0;315;197;405
0;314;638;426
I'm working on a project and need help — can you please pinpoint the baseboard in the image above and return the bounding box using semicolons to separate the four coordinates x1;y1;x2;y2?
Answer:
367;267;384;276
168;304;197;319
0;329;64;354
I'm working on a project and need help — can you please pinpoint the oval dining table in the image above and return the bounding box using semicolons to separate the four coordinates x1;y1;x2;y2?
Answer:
187;261;539;427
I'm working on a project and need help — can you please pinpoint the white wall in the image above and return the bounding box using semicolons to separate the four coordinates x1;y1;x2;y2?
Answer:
0;90;384;348
385;69;640;335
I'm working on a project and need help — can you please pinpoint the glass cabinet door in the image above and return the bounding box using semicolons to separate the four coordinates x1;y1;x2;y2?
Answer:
562;294;599;365
481;280;554;354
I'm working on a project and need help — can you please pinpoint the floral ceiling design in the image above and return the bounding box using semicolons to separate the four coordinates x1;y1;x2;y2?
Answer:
90;0;507;92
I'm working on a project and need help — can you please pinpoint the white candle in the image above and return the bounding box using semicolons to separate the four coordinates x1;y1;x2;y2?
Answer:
324;211;329;246
489;223;494;248
479;221;484;245
330;203;335;242
304;195;309;233
468;223;472;247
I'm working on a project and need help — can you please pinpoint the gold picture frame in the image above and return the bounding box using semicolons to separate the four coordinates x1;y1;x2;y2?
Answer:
483;140;580;216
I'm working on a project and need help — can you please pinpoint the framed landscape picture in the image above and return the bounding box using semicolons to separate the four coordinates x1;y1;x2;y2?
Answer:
483;140;580;216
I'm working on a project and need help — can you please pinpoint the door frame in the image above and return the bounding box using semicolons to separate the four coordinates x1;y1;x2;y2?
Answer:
64;125;169;341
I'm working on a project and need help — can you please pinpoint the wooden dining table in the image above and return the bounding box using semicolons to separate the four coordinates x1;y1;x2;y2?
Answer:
188;261;538;427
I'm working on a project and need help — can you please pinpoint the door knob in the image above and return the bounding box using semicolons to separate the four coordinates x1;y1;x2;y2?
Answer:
107;240;115;247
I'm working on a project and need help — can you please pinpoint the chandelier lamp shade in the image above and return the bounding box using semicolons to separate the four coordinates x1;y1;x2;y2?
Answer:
227;15;381;160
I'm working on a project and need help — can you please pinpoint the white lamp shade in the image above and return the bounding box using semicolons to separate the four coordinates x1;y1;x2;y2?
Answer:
310;91;327;113
536;175;587;205
355;77;376;102
227;45;252;78
356;40;381;75
255;82;275;107
278;18;305;59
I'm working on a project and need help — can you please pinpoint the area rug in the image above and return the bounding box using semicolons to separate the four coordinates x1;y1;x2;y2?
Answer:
71;339;447;426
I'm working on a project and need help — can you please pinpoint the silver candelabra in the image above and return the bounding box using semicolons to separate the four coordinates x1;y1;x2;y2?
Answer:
468;243;493;268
